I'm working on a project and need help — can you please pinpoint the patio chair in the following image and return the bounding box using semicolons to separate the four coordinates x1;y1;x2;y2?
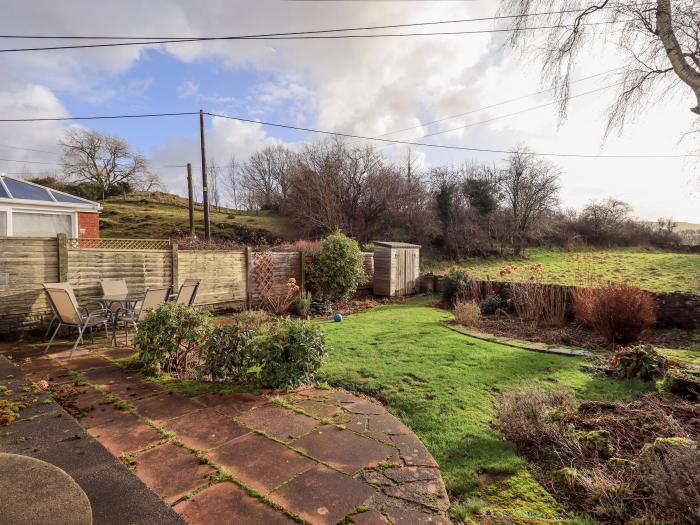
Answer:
175;278;201;305
113;286;171;345
100;278;130;312
44;284;113;357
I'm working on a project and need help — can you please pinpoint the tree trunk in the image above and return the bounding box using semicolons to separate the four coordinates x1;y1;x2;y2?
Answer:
657;0;700;115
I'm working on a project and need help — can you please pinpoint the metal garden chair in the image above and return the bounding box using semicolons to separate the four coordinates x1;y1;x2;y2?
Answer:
113;286;170;345
175;278;201;305
44;283;113;357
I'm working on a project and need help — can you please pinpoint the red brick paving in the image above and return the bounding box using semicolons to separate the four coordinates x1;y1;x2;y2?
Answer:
133;442;215;504
10;342;450;525
163;408;249;450
87;411;163;456
293;425;396;474
131;392;202;424
207;432;315;493
236;404;319;442
194;391;264;417
175;482;295;525
269;464;375;525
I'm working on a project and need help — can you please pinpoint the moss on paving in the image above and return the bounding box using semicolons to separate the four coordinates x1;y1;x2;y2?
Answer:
318;297;651;522
423;246;700;292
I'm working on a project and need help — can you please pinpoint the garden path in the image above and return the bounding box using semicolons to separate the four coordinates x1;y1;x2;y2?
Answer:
2;341;450;525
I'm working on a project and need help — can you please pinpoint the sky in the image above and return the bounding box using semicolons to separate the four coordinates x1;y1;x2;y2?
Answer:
1;0;698;222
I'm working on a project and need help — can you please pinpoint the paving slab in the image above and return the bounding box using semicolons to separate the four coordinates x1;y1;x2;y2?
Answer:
132;392;202;424
207;432;315;493
133;442;215;504
385;506;451;524
270;464;375;525
367;413;411;435
175;481;295;525
78;400;130;429
293;398;343;418
351;509;388;525
383;479;450;512
391;434;439;467
15;356;63;374
87;411;163;456
293;425;396;474
164;407;249;450
0;355;184;525
100;377;163;400
237;404;319;442
194;391;264;417
345;399;387;415
56;354;111;371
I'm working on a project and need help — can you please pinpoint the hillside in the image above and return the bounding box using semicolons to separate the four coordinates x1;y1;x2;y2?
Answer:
99;192;294;243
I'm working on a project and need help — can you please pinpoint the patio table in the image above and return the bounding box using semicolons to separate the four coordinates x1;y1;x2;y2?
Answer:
88;293;145;311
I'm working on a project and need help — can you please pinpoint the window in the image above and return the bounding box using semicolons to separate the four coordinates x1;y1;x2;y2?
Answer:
0;211;6;235
12;212;72;236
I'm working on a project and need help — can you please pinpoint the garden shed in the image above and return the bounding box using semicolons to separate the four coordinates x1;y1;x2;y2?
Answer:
373;241;420;297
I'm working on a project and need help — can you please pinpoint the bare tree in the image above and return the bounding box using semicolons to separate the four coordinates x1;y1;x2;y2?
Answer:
60;128;149;201
134;171;164;193
222;155;241;210
499;149;561;256
501;0;700;133
206;158;221;210
580;197;632;243
241;144;294;210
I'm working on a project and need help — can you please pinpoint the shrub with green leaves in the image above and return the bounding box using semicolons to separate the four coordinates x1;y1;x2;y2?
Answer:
441;268;475;304
296;290;312;318
254;318;327;389
480;293;502;315
307;230;366;301
200;311;270;381
135;302;212;374
609;344;668;381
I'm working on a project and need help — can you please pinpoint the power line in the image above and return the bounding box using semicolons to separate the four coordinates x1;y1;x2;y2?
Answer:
0;157;61;166
203;111;698;159
0;22;622;53
349;67;624;146
0;143;61;155
0;111;199;123
0;9;599;40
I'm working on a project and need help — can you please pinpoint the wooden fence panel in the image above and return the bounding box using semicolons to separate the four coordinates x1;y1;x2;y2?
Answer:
67;248;172;302
251;252;302;303
178;250;247;308
0;237;58;330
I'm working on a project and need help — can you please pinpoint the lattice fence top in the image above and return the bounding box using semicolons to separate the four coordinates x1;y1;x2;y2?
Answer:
69;238;172;251
252;250;274;299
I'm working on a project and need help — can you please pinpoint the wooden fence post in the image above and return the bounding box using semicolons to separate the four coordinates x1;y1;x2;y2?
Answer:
245;246;253;310
299;249;306;290
171;241;179;291
57;234;68;283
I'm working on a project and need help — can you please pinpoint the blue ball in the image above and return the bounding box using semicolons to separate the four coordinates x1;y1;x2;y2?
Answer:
333;313;343;322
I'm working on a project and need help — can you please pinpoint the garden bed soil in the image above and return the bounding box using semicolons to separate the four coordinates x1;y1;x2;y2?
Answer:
447;309;699;351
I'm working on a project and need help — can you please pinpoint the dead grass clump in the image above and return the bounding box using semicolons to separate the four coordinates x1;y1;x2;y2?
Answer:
454;300;481;327
496;388;700;524
573;282;655;345
510;282;569;328
638;437;700;523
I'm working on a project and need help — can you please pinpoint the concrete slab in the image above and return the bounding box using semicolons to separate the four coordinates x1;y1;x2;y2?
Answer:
175;482;295;525
87;412;163;456
207;432;315;494
133;442;214;504
293;425;396;474
131;392;202;424
0;355;184;525
237;404;318;442
163;408;249;450
270;464;375;525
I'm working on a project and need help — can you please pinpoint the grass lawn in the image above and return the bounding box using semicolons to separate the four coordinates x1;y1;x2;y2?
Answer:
319;297;651;522
423;247;700;292
100;192;292;240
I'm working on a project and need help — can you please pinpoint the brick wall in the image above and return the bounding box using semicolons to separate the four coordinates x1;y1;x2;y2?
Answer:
77;212;100;238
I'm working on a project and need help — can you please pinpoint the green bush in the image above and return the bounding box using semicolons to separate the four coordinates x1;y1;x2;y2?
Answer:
135;302;213;373
480;293;502;315
200;310;271;381
441;268;475;304
307;230;366;301
254;318;328;389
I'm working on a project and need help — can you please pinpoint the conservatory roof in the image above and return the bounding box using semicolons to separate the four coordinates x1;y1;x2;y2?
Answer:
0;174;100;209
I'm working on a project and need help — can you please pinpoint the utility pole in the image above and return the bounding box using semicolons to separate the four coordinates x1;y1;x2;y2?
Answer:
186;163;195;237
199;109;211;240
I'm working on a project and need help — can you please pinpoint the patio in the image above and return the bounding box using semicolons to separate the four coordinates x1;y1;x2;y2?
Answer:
1;338;449;525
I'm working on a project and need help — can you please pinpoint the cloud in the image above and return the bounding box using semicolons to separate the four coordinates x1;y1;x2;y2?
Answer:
178;80;199;98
